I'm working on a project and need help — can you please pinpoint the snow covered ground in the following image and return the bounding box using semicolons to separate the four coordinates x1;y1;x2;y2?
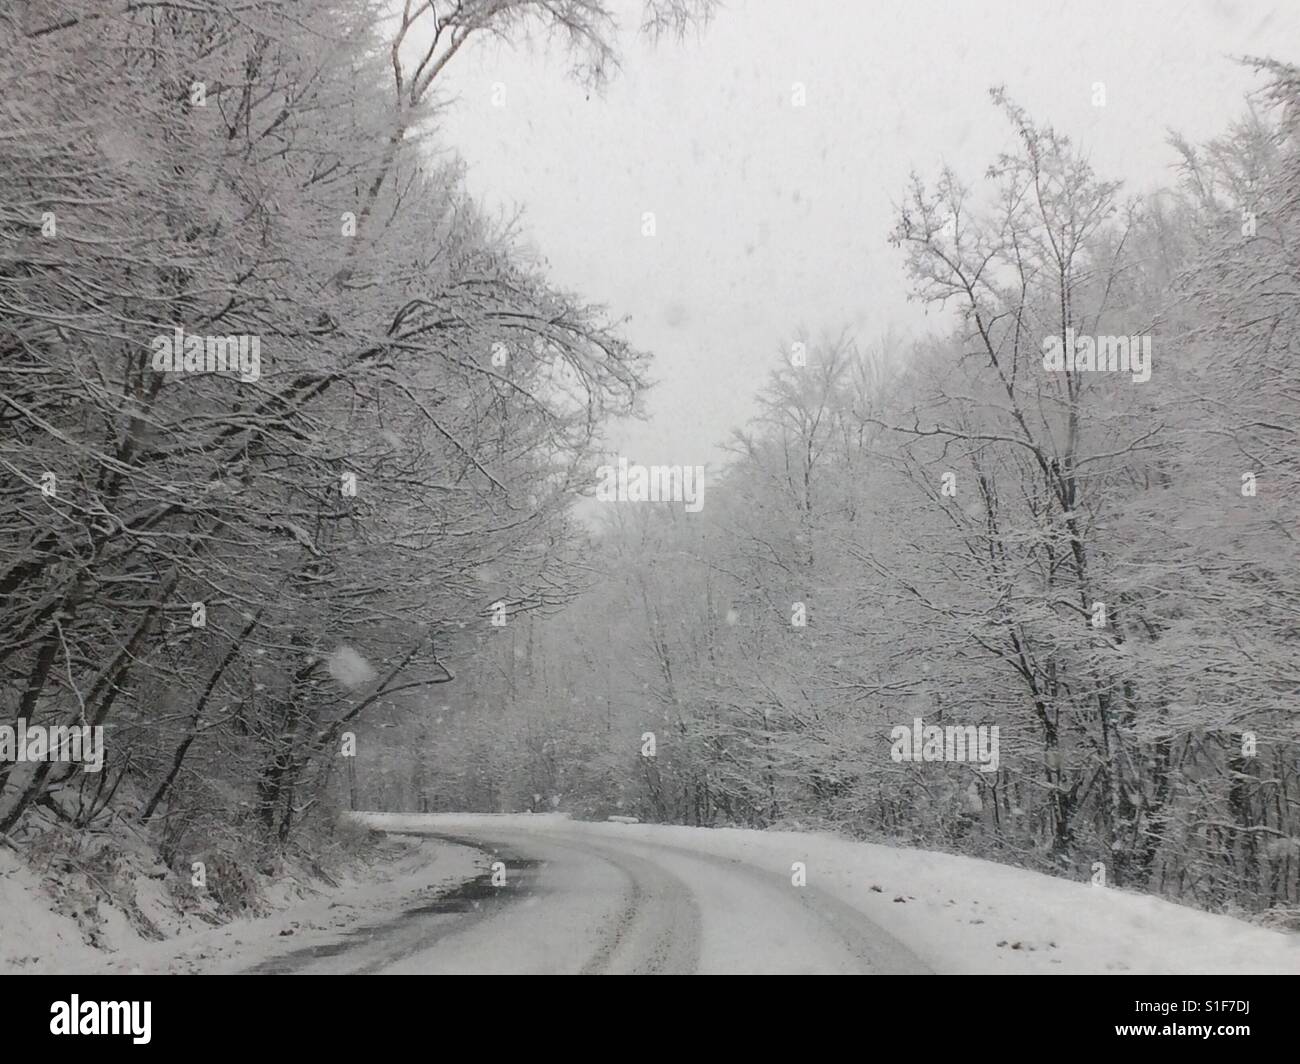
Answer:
0;836;484;974
5;814;1296;974
355;813;1300;975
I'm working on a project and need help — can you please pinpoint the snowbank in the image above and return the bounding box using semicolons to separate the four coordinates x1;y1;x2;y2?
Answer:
0;847;102;971
1;835;484;974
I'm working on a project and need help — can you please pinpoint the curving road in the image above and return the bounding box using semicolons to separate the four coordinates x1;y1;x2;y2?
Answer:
250;816;925;972
252;821;931;975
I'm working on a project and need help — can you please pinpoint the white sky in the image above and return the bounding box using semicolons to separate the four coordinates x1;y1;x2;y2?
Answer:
432;0;1296;470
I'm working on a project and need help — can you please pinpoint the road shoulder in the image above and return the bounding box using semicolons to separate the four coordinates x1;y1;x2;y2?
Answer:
43;835;485;975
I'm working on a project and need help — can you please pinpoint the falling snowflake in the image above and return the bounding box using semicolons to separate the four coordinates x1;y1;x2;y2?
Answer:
327;645;376;689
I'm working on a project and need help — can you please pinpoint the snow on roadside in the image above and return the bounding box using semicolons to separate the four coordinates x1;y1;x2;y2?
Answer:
2;836;485;975
0;846;100;971
354;812;1300;975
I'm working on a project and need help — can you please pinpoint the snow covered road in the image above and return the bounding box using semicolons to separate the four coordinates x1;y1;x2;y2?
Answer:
267;817;930;974
34;812;1292;974
331;813;1299;975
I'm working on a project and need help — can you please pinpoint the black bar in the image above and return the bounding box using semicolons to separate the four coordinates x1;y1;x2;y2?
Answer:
3;975;1296;1051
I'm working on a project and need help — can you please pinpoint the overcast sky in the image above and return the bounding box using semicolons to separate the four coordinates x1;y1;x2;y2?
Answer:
432;0;1296;472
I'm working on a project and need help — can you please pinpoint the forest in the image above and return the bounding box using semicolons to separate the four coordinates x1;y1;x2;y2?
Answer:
1;0;1296;933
